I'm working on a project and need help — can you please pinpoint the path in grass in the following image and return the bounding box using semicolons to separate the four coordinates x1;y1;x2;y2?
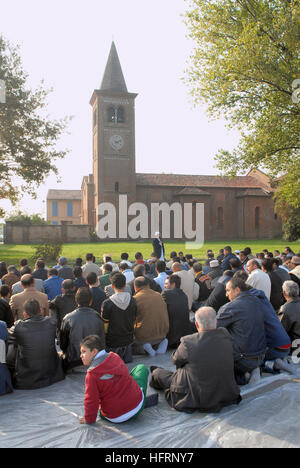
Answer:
0;239;299;266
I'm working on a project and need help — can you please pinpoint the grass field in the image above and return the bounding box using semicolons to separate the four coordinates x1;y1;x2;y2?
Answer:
0;239;299;267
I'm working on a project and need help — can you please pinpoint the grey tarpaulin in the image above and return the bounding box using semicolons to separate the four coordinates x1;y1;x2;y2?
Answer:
1;351;300;448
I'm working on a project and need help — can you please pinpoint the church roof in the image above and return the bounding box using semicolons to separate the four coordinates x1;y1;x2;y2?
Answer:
136;173;272;190
47;190;82;200
100;42;128;93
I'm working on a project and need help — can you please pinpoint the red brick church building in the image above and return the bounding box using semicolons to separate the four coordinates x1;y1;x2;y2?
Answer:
49;42;282;240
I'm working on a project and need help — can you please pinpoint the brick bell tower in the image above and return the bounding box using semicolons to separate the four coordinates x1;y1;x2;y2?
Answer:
89;42;138;233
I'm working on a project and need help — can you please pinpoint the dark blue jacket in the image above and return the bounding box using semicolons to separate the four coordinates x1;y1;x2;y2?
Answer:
221;253;237;272
44;276;64;300
0;321;13;395
217;291;267;360
90;287;106;314
249;288;290;348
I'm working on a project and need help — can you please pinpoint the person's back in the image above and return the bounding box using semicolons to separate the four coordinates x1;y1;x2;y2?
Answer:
0;286;14;328
43;269;63;300
280;281;300;343
246;260;271;300
59;288;105;370
57;257;74;280
150;307;241;413
217;288;266;360
261;259;284;311
2;268;19;289
7;300;64;389
49;279;77;334
134;282;169;344
10;274;49;321
0;320;13;395
86;272;106;314
161;275;191;347
172;263;195;310
82;254;102;279
32;260;48;282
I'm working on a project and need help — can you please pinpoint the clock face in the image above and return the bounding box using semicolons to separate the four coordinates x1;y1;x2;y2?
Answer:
109;134;124;151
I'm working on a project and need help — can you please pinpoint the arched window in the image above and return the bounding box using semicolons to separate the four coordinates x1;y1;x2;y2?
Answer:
107;107;116;123
217;207;224;229
117;106;125;123
255;207;260;229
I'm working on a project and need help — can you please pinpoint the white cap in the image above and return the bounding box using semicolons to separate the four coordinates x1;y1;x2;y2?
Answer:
210;260;219;268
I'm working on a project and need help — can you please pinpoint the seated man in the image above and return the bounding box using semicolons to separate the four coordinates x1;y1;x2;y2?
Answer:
59;288;105;371
99;263;113;289
205;270;234;312
133;276;169;357
217;278;267;385
161;274;191;348
101;272;137;363
280;280;300;345
49;279;77;336
10;274;49;321
0;286;14;328
150;307;241;413
154;260;168;291
57;257;74;280
0;320;13;395
12;266;45;295
86;272;106;314
7;299;64;389
79;335;149;425
172;262;198;311
128;264;162;295
119;262;134;284
73;266;87;291
2;266;19;289
82;253;102;279
43;268;63;300
32;259;48;281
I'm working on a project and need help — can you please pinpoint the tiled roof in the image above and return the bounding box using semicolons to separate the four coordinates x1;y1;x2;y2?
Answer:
174;187;212;196
47;190;82;200
235;188;271;198
136;173;272;190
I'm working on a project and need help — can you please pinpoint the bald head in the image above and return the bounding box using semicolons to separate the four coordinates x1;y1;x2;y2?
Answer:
172;262;182;273
195;307;217;332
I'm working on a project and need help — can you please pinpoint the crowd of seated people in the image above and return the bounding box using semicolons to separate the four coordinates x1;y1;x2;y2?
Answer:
0;246;300;426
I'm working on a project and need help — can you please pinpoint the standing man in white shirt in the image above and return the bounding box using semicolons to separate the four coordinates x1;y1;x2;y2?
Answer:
246;259;271;300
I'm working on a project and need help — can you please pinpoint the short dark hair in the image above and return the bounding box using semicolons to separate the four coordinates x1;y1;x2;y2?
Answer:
121;253;129;260
133;264;145;278
156;260;166;273
20;259;28;267
62;279;74;291
135;252;143;260
73;266;83;278
261;258;273;272
111;272;126;289
233;270;249;282
272;258;281;267
169;274;181;289
134;276;150;290
49;268;58;276
229;277;248;291
244;247;252;256
170;251;177;259
86;253;94;262
35;259;45;269
75;258;83;266
80;335;105;352
0;285;10;297
20;265;32;276
119;262;127;271
86;272;98;286
24;299;41;317
193;262;202;273
103;263;113;273
223;270;234;278
104;255;112;263
224;246;232;253
229;258;241;269
75;287;92;307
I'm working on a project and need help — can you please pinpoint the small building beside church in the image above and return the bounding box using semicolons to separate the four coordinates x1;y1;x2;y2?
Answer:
48;42;282;240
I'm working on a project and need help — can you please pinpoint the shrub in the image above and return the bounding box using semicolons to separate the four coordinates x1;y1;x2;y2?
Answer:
34;241;63;263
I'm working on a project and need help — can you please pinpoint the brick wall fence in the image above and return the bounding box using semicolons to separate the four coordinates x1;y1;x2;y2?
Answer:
4;222;94;244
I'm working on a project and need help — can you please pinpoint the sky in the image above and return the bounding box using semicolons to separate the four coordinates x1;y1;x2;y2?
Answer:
1;0;241;218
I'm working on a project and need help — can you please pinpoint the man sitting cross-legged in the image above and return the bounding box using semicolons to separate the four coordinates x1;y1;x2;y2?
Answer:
101;272;137;363
150;307;241;413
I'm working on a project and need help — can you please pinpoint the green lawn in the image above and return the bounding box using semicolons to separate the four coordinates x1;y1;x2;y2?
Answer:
0;239;299;267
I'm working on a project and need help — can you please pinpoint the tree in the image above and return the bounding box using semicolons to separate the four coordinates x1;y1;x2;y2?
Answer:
5;210;49;225
184;0;300;209
0;35;70;217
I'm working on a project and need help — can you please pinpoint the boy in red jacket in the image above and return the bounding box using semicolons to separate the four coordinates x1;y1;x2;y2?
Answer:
79;335;149;424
